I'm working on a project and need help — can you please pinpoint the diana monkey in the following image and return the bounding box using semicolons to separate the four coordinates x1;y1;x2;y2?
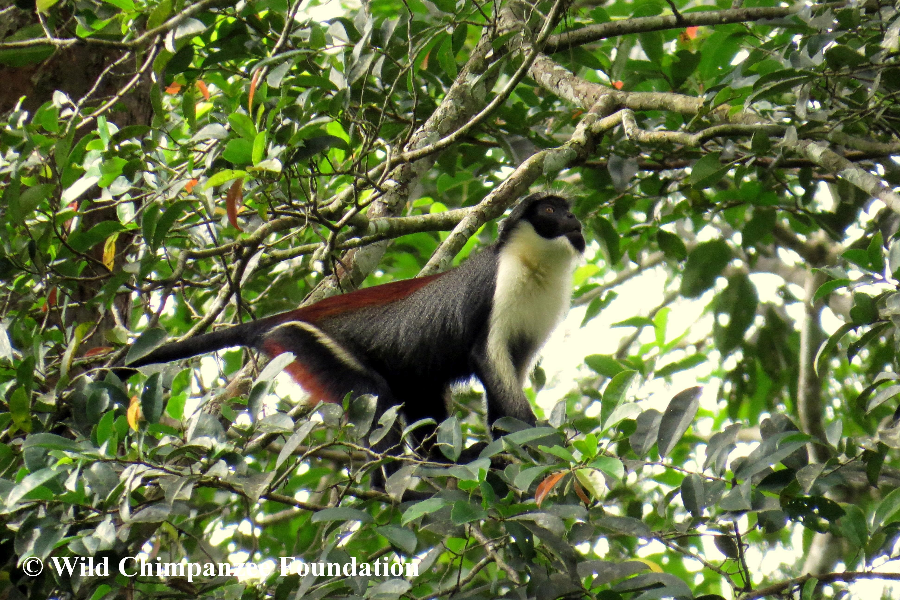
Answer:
127;193;585;466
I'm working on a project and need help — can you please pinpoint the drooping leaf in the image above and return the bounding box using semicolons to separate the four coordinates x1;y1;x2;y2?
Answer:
657;387;702;458
125;328;168;365
681;240;731;298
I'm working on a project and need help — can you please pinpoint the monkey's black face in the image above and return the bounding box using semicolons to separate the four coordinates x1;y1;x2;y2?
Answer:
524;196;586;253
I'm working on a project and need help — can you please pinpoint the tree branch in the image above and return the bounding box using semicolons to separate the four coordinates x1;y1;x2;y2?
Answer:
790;139;900;217
738;571;900;600
545;5;802;53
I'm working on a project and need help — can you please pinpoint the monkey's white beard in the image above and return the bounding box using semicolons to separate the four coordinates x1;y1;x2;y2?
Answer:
487;223;579;390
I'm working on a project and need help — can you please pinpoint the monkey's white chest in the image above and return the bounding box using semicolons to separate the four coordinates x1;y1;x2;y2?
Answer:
488;225;578;385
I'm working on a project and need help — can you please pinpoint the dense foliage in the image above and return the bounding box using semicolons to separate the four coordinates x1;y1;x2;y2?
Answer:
4;0;900;598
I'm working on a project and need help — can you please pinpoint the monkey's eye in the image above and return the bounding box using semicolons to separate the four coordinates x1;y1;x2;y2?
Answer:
545;206;555;213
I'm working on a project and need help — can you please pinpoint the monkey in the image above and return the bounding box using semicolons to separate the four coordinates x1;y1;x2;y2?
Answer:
126;192;585;471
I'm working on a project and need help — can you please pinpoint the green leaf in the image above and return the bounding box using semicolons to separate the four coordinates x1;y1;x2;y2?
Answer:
223;138;254;165
347;394;377;439
369;580;412;598
848;322;891;363
868;231;886;274
601;370;638;431
838;504;868;548
569;47;606;70
814;322;855;377
252;130;267;165
718;481;752;511
152;201;188;250
630;409;662;456
584;354;626;378
401;498;446;525
97;411;115;446
842;248;870;271
294;74;336;90
141;202;160;249
36;0;60;12
514;465;551;491
751;130;771;155
0;25;53;67
849;292;878;324
825;45;868;69
375;525;418;555
205;169;248;189
638;31;663;65
598;515;651;538
874;487;900;528
22;433;84;452
125;327;168;365
492;31;517;50
539;444;576;463
267;60;292;88
657;229;687;261
572;433;598;459
437;34;457;80
655;354;707;378
61;322;91;381
276;421;316;468
37;103;59;132
681;474;705;517
102;0;136;11
813;278;851;302
437;416;462;461
714;273;758;355
141;373;164;424
13;184;54;221
670;49;700;89
592;216;621;263
801;578;818;600
734;434;810;481
889;239;900;275
9;387;31;433
581;292;615;327
68;222;126;253
865;383;900;413
310;507;373;523
450;500;488;525
611;316;654;329
147;0;172;30
657;386;702;458
690;153;729;188
681;239;732;298
590;456;625;480
6;467;62;506
748;68;815;103
228;113;257;141
603;370;638;407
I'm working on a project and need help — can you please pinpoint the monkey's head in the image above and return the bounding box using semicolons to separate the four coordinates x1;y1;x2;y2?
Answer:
500;193;586;253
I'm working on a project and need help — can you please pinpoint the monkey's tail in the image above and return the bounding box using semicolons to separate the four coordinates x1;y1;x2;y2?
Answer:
127;320;263;368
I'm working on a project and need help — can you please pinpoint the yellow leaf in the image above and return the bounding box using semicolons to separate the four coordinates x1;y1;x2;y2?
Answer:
103;233;118;270
634;558;663;573
127;396;142;431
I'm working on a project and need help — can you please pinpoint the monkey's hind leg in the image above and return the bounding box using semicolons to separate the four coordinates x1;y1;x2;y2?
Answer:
260;321;403;484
